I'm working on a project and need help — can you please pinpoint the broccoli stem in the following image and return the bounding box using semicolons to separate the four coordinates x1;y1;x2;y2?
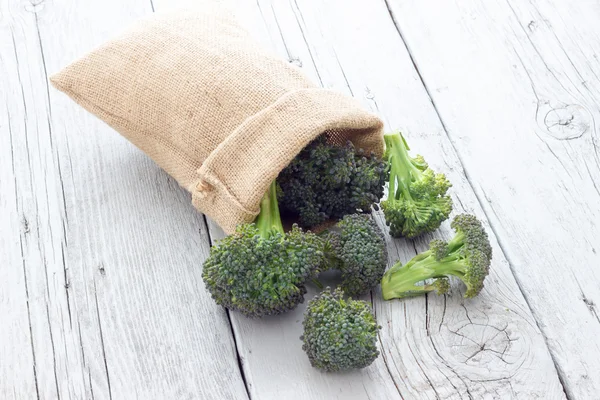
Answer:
445;230;465;253
311;278;324;290
381;254;465;300
255;181;285;237
384;132;422;202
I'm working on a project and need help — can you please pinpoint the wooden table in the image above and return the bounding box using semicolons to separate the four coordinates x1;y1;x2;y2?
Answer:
2;0;598;399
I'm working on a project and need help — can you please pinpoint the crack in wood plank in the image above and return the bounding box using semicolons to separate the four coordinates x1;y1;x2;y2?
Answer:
428;335;474;400
372;302;404;398
93;280;113;400
44;291;61;400
332;49;354;96
60;244;72;328
407;341;441;399
288;0;323;85
504;0;577;99
269;3;292;61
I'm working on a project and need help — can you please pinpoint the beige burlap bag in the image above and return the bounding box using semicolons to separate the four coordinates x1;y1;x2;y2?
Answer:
51;7;384;234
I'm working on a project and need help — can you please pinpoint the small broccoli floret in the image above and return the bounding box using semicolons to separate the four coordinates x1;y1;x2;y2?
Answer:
278;136;388;228
324;214;388;297
381;132;452;238
381;214;492;299
202;181;325;317
301;287;381;372
432;277;450;295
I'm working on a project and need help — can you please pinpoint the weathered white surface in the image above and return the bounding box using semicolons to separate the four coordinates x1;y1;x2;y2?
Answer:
0;1;248;399
385;0;600;398
2;0;597;398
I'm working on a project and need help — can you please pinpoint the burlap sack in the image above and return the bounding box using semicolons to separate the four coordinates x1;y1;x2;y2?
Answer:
51;7;384;234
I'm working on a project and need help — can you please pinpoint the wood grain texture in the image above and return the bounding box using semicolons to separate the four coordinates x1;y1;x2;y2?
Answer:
0;1;248;399
385;0;600;398
0;0;589;398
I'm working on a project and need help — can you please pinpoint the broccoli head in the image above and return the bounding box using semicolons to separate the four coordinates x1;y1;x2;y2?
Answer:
202;181;325;317
381;131;452;238
381;214;492;299
278;136;388;228
324;214;388;297
301;287;380;372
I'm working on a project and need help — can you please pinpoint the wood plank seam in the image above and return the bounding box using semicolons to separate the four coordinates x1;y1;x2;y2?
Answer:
200;214;252;398
93;279;113;400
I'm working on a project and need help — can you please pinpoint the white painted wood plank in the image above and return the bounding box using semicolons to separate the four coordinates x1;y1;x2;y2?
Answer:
1;1;248;399
153;0;566;398
0;30;38;400
385;0;600;398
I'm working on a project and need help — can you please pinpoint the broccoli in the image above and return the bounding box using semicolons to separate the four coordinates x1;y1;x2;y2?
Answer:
381;131;452;238
301;287;380;372
323;214;388;297
381;214;492;299
278;136;388;228
202;181;325;317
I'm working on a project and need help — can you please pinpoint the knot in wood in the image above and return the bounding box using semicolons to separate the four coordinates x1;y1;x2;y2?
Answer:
436;318;528;381
289;57;302;67
543;104;590;140
450;322;514;366
25;0;45;13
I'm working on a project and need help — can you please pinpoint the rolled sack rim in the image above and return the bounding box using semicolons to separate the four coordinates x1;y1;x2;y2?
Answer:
191;87;385;234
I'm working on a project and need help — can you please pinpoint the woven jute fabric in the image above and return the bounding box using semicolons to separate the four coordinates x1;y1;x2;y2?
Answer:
51;7;385;234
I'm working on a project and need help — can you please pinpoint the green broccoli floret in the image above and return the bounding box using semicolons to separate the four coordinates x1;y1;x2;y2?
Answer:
278;136;388;228
381;131;452;238
323;214;388;297
301;287;380;372
381;214;492;299
202;181;325;317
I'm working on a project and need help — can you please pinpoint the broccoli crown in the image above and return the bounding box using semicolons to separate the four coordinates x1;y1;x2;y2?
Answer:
381;213;492;299
202;182;325;317
301;287;380;372
381;132;452;238
325;214;388;297
278;136;388;228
